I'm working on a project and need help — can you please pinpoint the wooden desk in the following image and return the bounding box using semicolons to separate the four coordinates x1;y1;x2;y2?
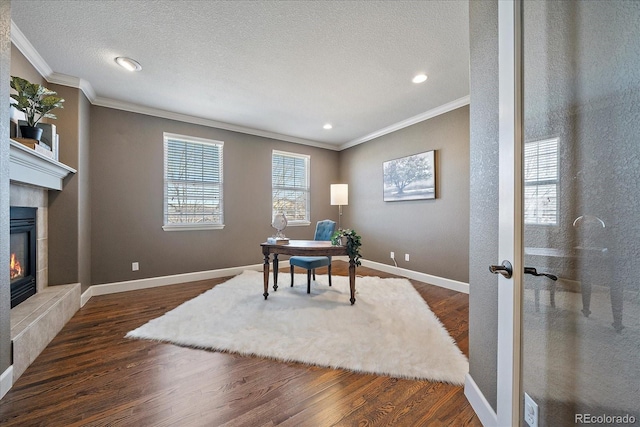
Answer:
525;246;622;331
261;240;357;304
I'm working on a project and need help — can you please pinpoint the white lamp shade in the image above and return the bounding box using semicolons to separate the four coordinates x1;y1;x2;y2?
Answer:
330;184;348;205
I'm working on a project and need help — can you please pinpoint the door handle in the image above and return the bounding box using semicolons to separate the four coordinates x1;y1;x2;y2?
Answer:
524;267;558;281
489;260;513;279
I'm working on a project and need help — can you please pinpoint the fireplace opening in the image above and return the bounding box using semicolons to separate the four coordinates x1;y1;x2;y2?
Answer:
10;207;37;308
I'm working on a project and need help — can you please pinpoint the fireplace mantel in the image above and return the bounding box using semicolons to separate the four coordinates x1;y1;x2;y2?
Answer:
9;139;76;190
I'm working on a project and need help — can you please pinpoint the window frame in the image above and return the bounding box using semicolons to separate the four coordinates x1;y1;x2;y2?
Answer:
162;132;224;231
524;137;559;226
271;150;311;227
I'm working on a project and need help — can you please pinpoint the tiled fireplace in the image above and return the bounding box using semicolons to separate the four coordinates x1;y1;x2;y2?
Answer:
8;182;79;384
5;142;79;387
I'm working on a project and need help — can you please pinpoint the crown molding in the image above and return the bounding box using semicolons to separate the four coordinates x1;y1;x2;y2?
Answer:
92;96;339;150
11;21;97;103
47;72;97;103
339;95;471;151
10;20;52;78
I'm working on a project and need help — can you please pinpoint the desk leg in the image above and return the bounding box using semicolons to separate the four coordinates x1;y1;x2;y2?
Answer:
263;253;270;300
349;257;356;305
581;281;592;318
273;254;279;291
610;283;624;332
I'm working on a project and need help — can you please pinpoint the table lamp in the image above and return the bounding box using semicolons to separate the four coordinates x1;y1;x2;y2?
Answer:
330;184;348;229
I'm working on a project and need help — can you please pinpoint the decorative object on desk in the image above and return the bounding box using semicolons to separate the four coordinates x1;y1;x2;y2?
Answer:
383;150;435;201
330;183;348;229
126;270;469;384
271;212;288;240
266;237;289;245
10;76;64;142
331;228;362;266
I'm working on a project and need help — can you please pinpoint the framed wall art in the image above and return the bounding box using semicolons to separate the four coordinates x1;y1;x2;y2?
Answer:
383;150;435;201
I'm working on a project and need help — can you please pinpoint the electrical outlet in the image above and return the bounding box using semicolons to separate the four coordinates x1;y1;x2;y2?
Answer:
132;262;139;271
524;392;538;427
390;251;395;259
405;253;410;262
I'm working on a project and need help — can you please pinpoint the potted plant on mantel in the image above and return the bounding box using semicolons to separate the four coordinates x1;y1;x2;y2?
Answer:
10;75;64;141
331;228;362;266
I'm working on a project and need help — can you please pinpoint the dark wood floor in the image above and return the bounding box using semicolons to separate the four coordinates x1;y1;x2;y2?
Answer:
0;262;480;426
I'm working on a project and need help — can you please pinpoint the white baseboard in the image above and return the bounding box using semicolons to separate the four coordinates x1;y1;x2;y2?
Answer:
84;263;269;302
361;259;469;294
81;286;92;307
81;258;468;304
0;365;13;400
464;373;497;427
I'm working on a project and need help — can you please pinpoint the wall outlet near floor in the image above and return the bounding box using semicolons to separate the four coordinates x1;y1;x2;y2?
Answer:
132;262;139;271
404;253;410;262
390;251;395;259
524;392;538;427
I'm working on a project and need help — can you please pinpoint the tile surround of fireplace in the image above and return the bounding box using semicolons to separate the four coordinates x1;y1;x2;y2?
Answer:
4;141;79;388
7;182;81;385
9;183;48;293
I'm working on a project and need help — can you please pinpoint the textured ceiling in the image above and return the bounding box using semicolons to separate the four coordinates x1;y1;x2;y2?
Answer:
11;0;469;148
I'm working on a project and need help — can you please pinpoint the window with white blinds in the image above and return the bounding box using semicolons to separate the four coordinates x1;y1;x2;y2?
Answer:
272;150;310;225
163;133;224;231
524;137;558;225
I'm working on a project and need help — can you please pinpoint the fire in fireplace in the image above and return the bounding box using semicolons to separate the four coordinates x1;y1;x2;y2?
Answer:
10;207;37;308
10;252;24;280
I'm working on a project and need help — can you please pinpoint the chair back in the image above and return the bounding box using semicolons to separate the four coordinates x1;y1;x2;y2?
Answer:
314;220;336;241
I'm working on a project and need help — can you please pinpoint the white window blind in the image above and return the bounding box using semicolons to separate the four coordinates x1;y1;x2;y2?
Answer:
272;150;310;225
163;133;224;231
524;138;558;225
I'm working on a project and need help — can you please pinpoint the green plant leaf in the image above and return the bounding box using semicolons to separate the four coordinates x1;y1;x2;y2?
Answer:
10;76;64;127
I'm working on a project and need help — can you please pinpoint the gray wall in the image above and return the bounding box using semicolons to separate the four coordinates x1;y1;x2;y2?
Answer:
78;90;91;288
10;44;44;86
339;106;470;283
89;107;339;285
48;85;91;290
0;0;11;376
468;0;499;412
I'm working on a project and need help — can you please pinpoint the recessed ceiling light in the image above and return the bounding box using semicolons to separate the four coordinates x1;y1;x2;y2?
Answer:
412;73;428;84
115;57;142;72
323;123;333;130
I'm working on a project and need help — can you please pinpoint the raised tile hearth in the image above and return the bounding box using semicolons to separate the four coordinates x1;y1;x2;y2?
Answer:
10;284;80;382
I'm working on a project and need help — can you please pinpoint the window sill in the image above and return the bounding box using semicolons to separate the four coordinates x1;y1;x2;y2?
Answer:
287;221;311;227
162;224;225;232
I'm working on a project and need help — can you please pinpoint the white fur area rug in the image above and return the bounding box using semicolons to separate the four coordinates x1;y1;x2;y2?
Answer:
126;270;468;384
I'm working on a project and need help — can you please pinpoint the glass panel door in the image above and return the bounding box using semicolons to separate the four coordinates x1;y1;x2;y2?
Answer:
521;1;639;425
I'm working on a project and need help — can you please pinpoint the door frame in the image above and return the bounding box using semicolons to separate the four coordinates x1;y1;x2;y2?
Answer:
496;0;524;426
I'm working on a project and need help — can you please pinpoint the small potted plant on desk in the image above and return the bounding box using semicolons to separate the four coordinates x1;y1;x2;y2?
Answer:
331;228;362;266
10;75;64;141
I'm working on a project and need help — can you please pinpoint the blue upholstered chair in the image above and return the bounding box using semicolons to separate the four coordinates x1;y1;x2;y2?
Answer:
289;219;336;294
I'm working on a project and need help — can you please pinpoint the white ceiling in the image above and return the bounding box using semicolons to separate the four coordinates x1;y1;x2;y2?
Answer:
10;0;469;150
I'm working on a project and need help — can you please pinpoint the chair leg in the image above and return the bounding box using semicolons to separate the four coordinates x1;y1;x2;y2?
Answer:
307;270;312;294
312;269;316;280
290;266;294;287
328;264;332;287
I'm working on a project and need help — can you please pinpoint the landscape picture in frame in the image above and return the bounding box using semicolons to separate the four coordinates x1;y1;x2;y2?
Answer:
383;150;436;201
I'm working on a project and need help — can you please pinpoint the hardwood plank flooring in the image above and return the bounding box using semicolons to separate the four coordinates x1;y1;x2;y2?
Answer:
0;262;480;426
